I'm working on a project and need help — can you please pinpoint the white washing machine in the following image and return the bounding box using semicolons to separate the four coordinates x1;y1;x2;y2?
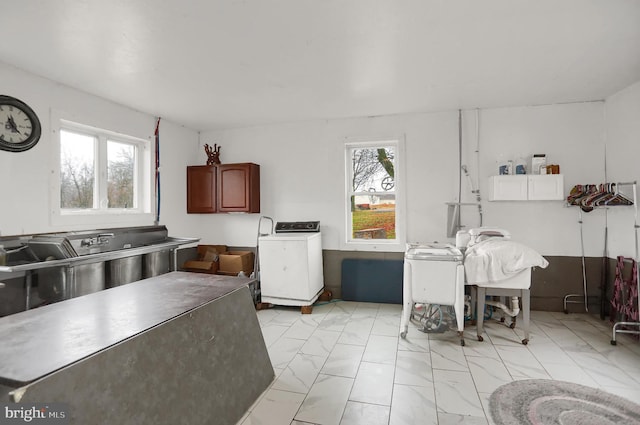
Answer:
399;243;466;345
258;221;324;307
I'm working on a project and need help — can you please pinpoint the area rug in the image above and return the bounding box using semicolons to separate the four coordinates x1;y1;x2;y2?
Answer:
489;379;640;425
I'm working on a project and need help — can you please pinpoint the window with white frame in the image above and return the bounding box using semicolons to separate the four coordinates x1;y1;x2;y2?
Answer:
55;120;151;220
345;139;403;248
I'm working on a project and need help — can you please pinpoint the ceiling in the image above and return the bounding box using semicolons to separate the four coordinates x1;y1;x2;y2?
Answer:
2;0;640;131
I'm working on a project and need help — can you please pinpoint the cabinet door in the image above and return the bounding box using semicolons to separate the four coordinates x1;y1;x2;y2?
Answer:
187;166;217;213
488;175;528;201
528;174;564;200
217;163;260;213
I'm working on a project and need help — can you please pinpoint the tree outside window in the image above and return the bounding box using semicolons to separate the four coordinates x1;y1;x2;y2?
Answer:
347;142;397;241
60;128;140;211
60;130;95;209
107;141;135;209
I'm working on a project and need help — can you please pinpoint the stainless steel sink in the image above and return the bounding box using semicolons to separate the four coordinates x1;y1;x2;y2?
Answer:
0;226;199;313
107;256;142;287
38;262;106;302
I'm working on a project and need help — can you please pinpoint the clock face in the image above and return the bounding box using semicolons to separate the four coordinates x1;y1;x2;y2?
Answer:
0;105;33;143
0;95;41;152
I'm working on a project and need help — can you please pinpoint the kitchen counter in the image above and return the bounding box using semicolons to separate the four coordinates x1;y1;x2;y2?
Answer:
0;271;274;425
0;271;250;386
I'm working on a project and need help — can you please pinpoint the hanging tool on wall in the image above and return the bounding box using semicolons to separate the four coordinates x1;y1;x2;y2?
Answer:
446;110;482;237
154;117;161;225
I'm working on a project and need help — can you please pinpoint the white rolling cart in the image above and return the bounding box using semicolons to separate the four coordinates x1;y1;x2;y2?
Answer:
399;243;466;346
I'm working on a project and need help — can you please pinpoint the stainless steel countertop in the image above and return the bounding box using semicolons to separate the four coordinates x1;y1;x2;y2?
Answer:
0;237;199;273
0;271;254;387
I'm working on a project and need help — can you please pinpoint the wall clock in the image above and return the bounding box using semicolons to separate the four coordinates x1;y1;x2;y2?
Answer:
0;95;42;152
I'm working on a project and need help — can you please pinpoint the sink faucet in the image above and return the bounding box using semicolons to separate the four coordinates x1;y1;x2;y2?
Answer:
97;233;115;244
80;233;114;247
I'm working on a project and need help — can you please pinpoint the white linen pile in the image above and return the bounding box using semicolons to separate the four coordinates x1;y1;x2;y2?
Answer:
464;238;549;284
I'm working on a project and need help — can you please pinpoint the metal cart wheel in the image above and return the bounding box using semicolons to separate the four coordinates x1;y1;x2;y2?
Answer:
413;304;444;333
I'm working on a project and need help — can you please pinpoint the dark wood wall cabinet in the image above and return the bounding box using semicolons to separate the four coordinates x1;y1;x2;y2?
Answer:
187;163;260;213
217;163;260;213
187;165;218;213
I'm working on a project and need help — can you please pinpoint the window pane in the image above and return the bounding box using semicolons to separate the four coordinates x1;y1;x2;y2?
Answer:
60;130;95;209
351;147;395;192
107;140;136;209
351;194;396;239
349;145;396;240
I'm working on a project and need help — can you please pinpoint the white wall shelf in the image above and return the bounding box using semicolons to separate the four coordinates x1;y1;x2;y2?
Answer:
489;174;564;201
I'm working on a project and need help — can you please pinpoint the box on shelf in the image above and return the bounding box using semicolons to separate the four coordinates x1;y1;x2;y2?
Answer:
218;251;254;276
182;244;227;274
546;164;560;174
531;154;546;175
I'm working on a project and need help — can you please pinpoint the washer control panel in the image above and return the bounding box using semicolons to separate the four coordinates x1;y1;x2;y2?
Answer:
275;221;320;233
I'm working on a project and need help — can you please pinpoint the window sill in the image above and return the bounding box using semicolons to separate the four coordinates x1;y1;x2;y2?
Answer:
50;211;155;228
342;240;405;253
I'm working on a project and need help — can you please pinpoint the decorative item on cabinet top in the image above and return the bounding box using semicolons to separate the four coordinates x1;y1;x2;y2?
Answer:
204;143;221;165
186;162;260;214
488;174;564;201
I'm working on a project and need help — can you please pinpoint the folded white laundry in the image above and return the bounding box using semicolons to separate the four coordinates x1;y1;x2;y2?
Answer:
464;238;549;284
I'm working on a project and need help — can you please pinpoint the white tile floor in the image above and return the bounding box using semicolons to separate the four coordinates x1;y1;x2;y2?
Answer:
237;301;640;425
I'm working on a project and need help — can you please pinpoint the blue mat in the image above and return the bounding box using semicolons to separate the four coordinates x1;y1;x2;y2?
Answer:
341;259;403;304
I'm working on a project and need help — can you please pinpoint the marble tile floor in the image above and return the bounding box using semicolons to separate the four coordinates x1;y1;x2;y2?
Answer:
237;301;640;425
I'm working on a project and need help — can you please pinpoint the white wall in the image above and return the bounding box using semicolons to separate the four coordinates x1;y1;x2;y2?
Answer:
0;62;201;237
201;102;607;256
3;59;634;260
604;81;640;259
198;112;459;250
469;102;607;256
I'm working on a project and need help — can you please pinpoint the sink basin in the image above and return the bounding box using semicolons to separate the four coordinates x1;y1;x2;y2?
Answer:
38;262;106;302
107;256;142;287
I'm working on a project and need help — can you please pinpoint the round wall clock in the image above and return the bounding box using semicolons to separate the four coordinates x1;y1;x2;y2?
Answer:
0;95;42;152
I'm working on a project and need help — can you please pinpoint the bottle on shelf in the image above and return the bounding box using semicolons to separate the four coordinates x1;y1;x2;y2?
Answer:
515;157;527;174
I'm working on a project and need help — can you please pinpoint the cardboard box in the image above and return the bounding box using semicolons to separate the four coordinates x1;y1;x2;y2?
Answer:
218;251;254;275
182;244;227;274
196;245;227;259
183;260;219;274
